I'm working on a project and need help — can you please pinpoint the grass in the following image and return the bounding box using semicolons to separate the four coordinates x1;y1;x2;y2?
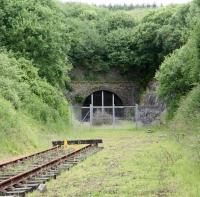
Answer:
27;126;200;197
0;122;67;162
0;96;70;162
0;107;69;161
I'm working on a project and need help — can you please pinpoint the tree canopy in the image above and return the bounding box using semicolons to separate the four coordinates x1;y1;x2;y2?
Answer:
0;0;198;123
156;1;200;118
63;3;194;84
0;0;71;86
0;1;196;86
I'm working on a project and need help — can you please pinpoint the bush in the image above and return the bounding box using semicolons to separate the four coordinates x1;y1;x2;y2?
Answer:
0;50;69;124
0;96;20;134
0;51;31;109
172;85;200;132
75;94;84;103
156;42;199;118
0;0;71;86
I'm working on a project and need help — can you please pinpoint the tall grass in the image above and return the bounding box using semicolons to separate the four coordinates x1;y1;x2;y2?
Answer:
0;51;70;158
0;96;70;159
171;85;200;133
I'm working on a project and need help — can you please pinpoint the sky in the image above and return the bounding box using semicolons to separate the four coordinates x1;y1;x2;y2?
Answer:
59;0;191;6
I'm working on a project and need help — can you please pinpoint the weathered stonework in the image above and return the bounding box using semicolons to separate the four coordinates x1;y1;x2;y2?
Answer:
67;81;140;106
137;80;165;126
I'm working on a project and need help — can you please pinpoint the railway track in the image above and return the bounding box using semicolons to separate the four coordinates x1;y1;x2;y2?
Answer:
0;145;62;168
0;140;103;196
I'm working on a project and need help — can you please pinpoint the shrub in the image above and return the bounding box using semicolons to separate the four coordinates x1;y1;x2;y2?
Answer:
75;94;84;104
0;51;30;108
172;85;200;132
0;50;69;124
0;96;20;134
156;42;199;118
0;0;71;86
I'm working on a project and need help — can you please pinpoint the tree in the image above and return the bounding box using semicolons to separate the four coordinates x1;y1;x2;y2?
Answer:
67;18;107;72
105;11;136;31
106;28;134;73
0;0;71;86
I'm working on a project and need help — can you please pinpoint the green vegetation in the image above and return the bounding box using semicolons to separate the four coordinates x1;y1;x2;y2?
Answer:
0;0;71;86
1;1;200;195
0;96;68;160
156;0;200;127
156;42;198;117
0;50;69;122
65;3;193;84
28;128;200;197
0;51;69;123
0;0;196;157
0;50;69;158
0;0;71;157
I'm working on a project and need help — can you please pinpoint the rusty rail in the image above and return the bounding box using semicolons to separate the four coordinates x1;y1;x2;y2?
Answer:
0;139;103;196
0;145;60;168
0;145;92;191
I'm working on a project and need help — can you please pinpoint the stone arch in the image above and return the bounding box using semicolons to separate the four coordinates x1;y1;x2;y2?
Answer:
69;81;140;106
83;89;123;107
81;89;124;121
82;87;124;106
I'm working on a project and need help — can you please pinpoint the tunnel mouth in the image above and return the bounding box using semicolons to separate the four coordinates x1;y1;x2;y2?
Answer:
83;90;123;107
82;90;124;121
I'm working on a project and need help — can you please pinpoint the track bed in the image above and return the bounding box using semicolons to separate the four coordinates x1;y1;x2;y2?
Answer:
0;140;103;196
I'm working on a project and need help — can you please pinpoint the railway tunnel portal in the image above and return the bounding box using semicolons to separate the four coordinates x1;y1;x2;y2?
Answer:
67;81;140;122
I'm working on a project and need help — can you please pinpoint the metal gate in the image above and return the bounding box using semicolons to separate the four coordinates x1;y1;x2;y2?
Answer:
70;104;163;129
70;105;136;129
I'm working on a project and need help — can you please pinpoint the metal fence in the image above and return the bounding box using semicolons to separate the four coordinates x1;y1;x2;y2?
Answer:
70;104;164;129
70;105;136;129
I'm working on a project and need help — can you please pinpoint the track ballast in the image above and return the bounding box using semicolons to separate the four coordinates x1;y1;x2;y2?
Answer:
0;140;103;196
